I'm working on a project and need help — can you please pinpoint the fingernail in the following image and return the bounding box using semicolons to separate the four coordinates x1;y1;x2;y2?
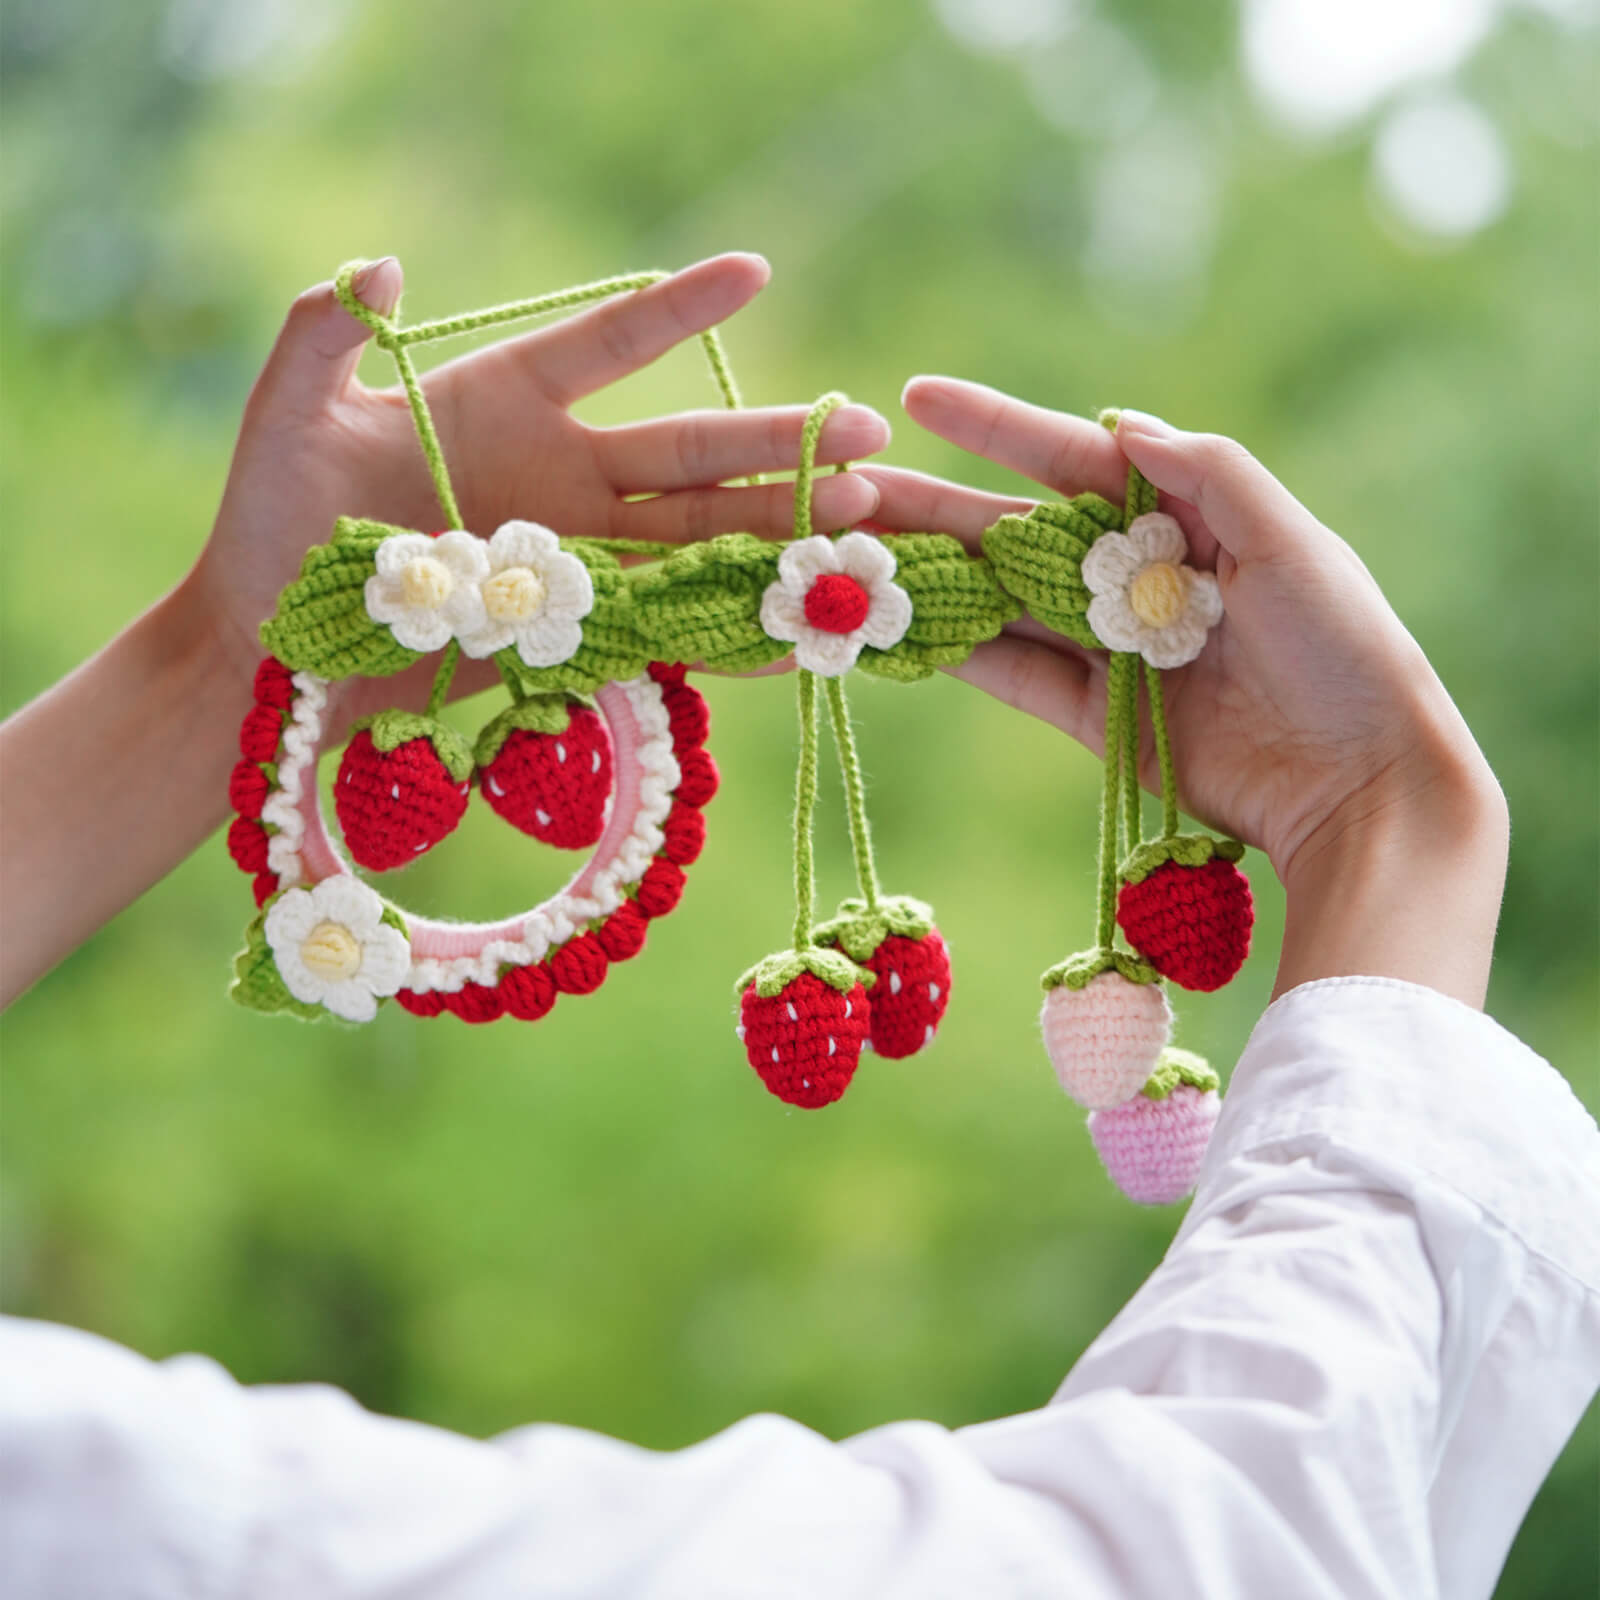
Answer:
352;256;401;315
813;471;879;526
1117;409;1175;441
823;404;892;456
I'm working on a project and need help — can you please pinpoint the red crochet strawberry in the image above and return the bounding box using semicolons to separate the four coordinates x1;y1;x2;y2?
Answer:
475;696;613;849
736;949;872;1109
812;895;950;1059
335;711;474;872
1117;836;1252;993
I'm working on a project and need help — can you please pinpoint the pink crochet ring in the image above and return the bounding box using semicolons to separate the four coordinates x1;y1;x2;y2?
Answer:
227;658;714;1024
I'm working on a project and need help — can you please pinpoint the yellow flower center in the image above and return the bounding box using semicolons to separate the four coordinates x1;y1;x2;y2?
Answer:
300;921;362;983
482;566;546;624
400;555;454;610
1128;562;1187;629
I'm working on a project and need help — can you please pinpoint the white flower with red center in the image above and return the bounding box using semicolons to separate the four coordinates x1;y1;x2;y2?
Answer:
365;531;489;653
456;520;595;668
264;877;410;1022
1082;513;1223;669
758;532;912;676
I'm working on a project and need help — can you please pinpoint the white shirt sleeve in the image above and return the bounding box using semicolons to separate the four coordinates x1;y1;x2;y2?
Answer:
2;976;1596;1600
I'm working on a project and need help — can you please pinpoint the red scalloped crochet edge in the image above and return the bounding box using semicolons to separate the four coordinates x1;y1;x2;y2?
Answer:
230;659;717;1024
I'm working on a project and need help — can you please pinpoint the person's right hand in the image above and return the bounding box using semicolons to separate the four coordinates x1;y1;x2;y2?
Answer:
861;379;1510;1005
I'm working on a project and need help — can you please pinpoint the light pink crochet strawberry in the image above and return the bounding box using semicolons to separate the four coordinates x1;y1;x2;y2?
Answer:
1087;1049;1221;1205
1039;951;1170;1110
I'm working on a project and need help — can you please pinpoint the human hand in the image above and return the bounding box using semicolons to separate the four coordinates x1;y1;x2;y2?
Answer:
862;379;1509;1005
183;252;889;730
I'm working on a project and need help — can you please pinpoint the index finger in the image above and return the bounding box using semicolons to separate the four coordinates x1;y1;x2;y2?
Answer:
902;375;1129;501
506;253;771;408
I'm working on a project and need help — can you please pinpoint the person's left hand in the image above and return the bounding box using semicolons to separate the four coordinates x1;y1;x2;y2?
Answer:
184;252;889;729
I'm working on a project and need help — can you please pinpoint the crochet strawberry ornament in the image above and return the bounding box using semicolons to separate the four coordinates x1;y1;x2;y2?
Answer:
988;415;1252;1202
223;262;1245;1207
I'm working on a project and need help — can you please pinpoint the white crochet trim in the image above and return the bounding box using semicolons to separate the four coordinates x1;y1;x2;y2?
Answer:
257;670;678;995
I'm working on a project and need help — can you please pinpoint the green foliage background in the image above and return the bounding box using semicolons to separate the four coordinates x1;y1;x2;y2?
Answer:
1;3;1595;1594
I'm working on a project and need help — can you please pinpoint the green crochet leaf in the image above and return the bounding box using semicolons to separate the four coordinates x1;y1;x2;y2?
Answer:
1140;1047;1220;1101
473;694;575;766
354;710;476;783
810;894;936;961
229;907;326;1022
1039;946;1161;992
857;535;1022;682
981;496;1122;648
736;946;874;999
631;534;789;674
259;517;425;680
494;540;650;696
1120;833;1245;886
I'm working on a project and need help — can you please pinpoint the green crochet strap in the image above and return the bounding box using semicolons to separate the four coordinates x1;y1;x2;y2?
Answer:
824;676;884;914
1096;407;1158;529
792;668;821;952
1096;651;1135;951
1147;661;1180;838
1121;650;1141;864
793;392;847;540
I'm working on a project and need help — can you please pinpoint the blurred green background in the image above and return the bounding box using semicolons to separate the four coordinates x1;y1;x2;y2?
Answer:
2;1;1596;1593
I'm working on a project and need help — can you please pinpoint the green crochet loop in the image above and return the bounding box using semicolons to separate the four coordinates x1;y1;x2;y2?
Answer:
1040;947;1161;992
1139;1047;1220;1101
811;894;935;963
352;709;475;783
1120;833;1245;886
473;694;577;767
793;392;847;539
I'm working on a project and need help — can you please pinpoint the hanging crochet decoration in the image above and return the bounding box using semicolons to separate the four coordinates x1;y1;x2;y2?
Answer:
225;262;1252;1207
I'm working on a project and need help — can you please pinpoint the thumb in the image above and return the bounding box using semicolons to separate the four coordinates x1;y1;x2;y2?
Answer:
1115;410;1324;564
249;256;404;418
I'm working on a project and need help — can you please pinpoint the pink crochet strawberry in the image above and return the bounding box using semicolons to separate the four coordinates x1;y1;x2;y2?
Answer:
812;895;950;1060
1117;836;1252;993
738;960;872;1109
1039;949;1170;1109
335;711;474;872
475;695;614;849
1087;1048;1221;1204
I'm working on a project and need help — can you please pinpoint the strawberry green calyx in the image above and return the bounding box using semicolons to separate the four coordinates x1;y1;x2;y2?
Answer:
353;709;476;783
1139;1046;1220;1101
736;946;872;1000
1120;833;1244;886
473;694;577;767
810;893;935;962
1041;946;1161;993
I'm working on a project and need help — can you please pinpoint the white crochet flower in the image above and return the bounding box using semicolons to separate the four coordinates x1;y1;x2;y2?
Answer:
1082;513;1223;669
264;877;410;1022
758;532;912;677
364;531;489;654
455;521;595;668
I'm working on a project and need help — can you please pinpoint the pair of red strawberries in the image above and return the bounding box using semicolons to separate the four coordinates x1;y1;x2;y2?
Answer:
334;704;617;871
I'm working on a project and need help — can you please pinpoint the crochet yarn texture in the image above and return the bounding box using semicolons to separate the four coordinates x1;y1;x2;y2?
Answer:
224;261;1248;1209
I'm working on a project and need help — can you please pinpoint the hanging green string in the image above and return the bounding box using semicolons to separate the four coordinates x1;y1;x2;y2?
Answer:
824;676;884;915
792;393;847;540
1095;652;1132;951
791;669;821;953
1147;664;1180;839
1121;654;1142;864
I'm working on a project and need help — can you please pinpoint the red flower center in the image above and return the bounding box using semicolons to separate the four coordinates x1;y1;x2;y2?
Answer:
803;573;871;634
